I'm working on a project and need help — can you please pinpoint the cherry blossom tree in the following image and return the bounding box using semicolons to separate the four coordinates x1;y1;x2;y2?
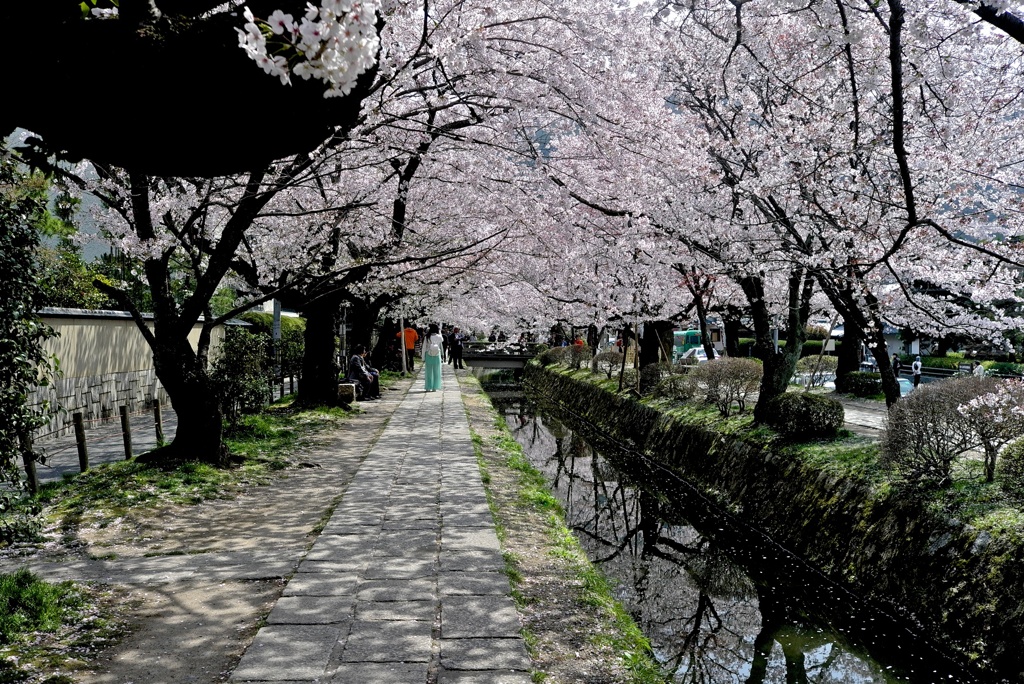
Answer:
3;1;379;176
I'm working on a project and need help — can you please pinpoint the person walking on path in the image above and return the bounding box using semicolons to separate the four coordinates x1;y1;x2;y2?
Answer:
423;323;444;392
449;327;465;370
397;325;419;372
912;356;923;388
892;353;902;380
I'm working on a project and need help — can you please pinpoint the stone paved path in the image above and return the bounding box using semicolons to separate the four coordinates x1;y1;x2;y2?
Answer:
230;363;532;683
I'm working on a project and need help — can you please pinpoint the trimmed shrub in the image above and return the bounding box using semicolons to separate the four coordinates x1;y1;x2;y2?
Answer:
687;358;763;417
538;345;590;369
880;376;984;486
639;364;664;395
536;346;569;366
566;344;591;370
652;374;694;401
836;371;882;397
763;393;845;440
593;350;624;379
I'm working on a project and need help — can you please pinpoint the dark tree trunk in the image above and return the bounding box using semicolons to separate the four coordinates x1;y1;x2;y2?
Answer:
144;335;227;466
816;277;902;407
836;316;862;380
743;270;814;422
722;309;742;358
639;320;673;366
299;295;342;406
692;293;718;361
864;323;902;406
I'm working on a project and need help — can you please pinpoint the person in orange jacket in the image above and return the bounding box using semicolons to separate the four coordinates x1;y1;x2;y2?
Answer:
397;325;419;371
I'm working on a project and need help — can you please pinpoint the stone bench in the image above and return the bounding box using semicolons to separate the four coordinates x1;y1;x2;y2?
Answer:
337;383;357;404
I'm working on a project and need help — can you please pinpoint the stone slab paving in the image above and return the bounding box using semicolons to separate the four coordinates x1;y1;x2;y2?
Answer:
231;363;531;683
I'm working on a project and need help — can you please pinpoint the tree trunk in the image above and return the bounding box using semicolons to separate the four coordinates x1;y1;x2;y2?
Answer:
723;311;742;358
864;325;902;407
299;295;342;406
815;274;902;407
693;293;717;360
638;321;671;368
743;270;814;423
144;335;227;466
836;316;862;380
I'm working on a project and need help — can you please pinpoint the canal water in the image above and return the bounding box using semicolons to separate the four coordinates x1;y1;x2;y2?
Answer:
484;377;986;684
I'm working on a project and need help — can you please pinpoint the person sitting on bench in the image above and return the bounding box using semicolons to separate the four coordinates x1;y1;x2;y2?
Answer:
347;345;381;400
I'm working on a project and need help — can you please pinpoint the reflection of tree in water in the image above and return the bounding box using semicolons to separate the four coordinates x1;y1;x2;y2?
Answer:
508;407;930;684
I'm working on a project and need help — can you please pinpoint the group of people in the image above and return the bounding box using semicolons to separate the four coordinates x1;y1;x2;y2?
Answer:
345;323;470;400
891;353;924;388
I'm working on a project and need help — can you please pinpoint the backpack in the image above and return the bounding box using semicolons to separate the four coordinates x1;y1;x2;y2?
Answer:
427;337;441;357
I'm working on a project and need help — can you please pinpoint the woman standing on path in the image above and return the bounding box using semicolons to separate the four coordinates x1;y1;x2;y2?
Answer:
423;323;444;392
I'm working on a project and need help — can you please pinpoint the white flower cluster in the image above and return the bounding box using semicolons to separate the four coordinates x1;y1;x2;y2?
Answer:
237;1;379;97
960;380;1024;424
90;7;119;18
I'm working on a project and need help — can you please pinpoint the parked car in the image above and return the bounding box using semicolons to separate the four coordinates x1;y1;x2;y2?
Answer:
681;347;720;363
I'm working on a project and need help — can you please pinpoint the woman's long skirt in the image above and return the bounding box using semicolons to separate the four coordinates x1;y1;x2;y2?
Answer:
424;353;443;391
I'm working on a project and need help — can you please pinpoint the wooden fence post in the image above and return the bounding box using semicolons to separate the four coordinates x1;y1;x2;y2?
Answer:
119;405;133;460
73;412;89;472
153;404;164;445
20;433;38;494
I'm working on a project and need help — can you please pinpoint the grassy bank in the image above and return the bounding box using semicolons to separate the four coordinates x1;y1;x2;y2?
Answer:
528;363;1024;677
460;373;667;683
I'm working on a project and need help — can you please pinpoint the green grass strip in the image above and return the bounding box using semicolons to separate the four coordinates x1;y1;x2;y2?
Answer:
486;411;668;683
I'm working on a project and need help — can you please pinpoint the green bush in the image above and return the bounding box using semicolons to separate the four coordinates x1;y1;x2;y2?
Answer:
999;438;1024;497
835;371;882;397
986;361;1024;377
239;312;306;377
899;355;961;370
210;328;271;426
763;393;845;440
652;374;694;400
639;364;663;395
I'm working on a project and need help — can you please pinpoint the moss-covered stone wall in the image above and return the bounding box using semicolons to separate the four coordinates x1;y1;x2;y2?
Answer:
526;364;1024;680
